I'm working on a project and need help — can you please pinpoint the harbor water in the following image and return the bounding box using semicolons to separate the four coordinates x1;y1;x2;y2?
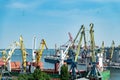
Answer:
0;49;120;80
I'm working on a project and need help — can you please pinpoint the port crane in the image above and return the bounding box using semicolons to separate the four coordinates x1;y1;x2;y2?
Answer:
0;35;27;73
69;25;87;79
86;23;103;80
35;39;48;67
31;37;48;73
58;25;84;75
58;25;87;80
0;35;28;79
0;42;19;71
5;41;19;72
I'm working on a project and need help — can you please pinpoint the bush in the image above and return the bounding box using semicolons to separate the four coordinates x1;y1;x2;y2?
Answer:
18;74;29;80
18;68;50;80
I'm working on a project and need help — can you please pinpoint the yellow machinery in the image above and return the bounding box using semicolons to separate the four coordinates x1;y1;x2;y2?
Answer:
109;40;115;61
35;39;48;67
0;35;27;73
1;50;7;63
19;35;27;73
69;25;87;79
58;25;85;75
86;23;104;79
75;25;86;62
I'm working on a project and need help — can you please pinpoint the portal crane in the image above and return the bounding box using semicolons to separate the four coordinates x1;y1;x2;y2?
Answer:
69;25;87;79
0;42;19;72
5;41;19;72
35;39;48;67
86;23;102;80
1;35;27;73
58;26;84;75
0;35;28;80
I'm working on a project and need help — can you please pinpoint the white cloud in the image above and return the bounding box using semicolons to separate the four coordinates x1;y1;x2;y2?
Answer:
7;2;28;9
6;0;45;10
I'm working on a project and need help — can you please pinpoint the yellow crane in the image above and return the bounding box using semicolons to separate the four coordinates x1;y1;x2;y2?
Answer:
58;26;85;75
69;25;87;79
35;39;48;67
3;35;27;73
109;40;115;61
19;35;27;73
0;35;27;80
75;25;86;62
87;23;104;79
1;50;7;63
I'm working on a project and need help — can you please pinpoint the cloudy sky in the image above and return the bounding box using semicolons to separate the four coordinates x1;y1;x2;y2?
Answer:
0;0;120;49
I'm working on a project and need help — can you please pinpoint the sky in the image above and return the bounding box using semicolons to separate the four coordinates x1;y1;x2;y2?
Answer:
0;0;120;49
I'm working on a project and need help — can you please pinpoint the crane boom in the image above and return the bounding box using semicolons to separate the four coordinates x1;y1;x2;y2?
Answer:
73;26;84;43
75;25;85;62
110;40;115;61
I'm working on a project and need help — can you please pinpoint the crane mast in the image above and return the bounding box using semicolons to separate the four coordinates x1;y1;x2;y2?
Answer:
75;25;85;62
0;36;28;74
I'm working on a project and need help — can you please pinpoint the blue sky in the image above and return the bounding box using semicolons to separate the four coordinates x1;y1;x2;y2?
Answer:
0;0;120;49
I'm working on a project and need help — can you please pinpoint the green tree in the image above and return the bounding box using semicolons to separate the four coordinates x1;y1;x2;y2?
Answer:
60;64;70;80
33;68;50;80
